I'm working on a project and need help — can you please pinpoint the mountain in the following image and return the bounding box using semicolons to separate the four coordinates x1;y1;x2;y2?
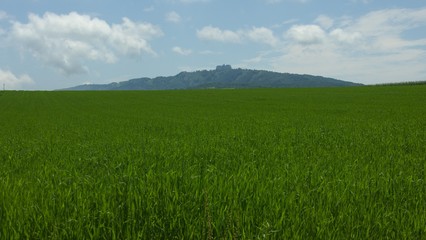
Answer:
62;65;362;90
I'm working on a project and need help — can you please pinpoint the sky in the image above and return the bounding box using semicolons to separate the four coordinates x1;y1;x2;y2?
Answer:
0;0;425;90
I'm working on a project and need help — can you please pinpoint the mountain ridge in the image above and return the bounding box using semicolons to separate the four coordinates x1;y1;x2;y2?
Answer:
61;65;363;90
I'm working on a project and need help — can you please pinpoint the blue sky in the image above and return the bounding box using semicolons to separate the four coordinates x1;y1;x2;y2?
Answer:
1;0;425;90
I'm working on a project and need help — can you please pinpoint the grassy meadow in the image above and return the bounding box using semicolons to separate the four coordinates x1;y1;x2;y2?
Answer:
0;86;425;239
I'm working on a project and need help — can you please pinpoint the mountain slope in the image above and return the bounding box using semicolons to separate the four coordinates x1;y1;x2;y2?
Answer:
62;65;362;90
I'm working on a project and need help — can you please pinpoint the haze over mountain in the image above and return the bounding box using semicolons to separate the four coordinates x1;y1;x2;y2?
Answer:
62;65;362;91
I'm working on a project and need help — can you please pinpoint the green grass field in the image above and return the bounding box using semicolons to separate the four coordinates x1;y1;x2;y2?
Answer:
1;86;425;239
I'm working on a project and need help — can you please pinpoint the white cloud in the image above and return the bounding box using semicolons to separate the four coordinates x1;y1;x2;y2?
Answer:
263;8;426;84
314;15;334;29
172;46;192;55
330;28;362;43
286;24;326;44
246;27;279;46
350;8;426;39
0;69;34;89
330;8;426;56
197;26;241;43
8;12;163;75
197;26;279;46
166;11;181;23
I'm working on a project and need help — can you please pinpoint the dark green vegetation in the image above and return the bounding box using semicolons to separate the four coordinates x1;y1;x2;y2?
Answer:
1;85;425;239
375;80;426;86
63;65;362;90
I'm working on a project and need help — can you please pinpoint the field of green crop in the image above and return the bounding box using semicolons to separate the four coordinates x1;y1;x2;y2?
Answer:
0;86;425;239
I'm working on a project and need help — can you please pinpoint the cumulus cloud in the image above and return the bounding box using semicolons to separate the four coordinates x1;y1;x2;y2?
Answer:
286;24;326;44
172;46;192;55
0;69;34;89
166;11;181;23
197;26;241;43
270;8;426;84
246;27;279;46
9;12;163;75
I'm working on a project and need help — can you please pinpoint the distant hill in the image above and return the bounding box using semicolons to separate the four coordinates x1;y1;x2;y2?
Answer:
62;65;362;90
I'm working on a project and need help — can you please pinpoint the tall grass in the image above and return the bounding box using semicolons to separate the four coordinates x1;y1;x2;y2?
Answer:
0;86;425;239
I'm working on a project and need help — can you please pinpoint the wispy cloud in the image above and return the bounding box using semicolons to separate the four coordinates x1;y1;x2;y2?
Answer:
314;15;334;29
351;0;371;4
0;11;10;20
264;0;308;3
329;29;361;44
180;0;210;3
172;46;192;55
166;11;181;23
143;6;155;12
197;26;279;46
